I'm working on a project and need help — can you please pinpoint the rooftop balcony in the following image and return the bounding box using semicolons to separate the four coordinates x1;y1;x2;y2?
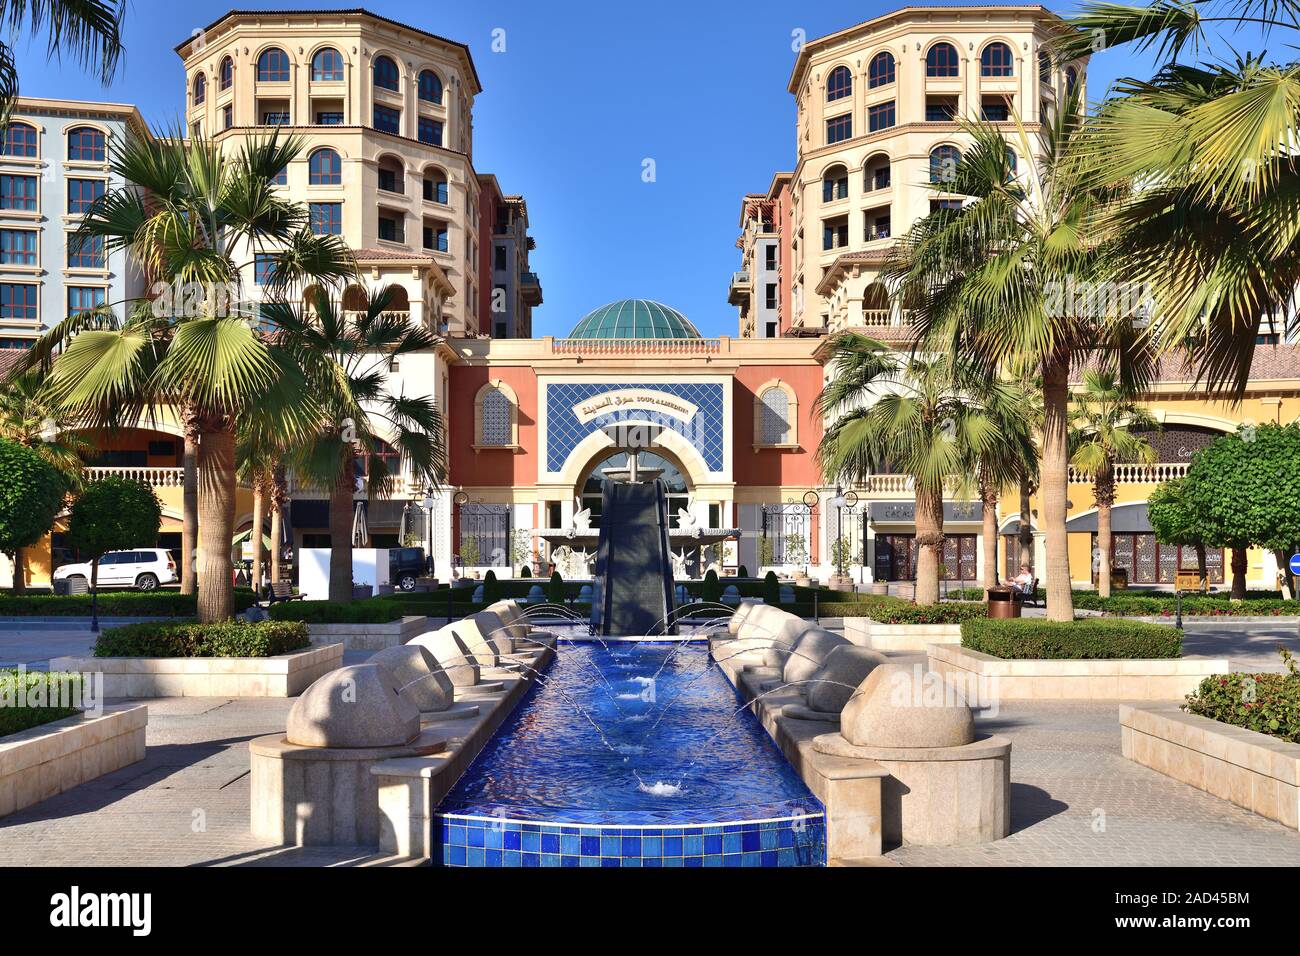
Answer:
728;271;751;306
520;272;543;306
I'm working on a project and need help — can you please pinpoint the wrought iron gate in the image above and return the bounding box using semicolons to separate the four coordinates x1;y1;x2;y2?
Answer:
761;503;812;565
458;504;510;566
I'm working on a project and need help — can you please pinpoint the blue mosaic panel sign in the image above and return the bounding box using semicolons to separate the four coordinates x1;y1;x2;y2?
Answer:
436;814;827;868
544;381;726;474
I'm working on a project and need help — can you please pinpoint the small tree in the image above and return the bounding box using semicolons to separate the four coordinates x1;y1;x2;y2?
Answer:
520;564;531;578
1148;479;1210;587
784;532;808;570
459;535;481;569
509;527;533;574
758;536;775;569
830;537;854;577
763;570;780;605
0;439;67;591
482;568;501;604
65;477;161;620
547;570;565;604
701;568;721;603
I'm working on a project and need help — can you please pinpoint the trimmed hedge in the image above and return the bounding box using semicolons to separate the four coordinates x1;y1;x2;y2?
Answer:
93;620;310;658
0;670;82;737
1184;653;1300;742
1072;591;1300;617
0;589;257;617
772;595;986;624
269;598;405;624
960;618;1182;660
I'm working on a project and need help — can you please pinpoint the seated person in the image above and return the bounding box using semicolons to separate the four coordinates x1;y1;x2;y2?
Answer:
1011;565;1035;598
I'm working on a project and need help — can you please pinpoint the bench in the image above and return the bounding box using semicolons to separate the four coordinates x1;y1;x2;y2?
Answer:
1013;577;1041;608
267;581;305;604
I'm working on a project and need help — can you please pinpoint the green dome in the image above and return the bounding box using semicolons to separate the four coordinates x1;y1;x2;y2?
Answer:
568;299;701;340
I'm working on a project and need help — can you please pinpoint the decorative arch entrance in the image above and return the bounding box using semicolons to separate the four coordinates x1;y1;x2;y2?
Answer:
577;450;690;529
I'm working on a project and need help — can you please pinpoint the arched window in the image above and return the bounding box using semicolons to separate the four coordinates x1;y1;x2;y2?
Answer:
193;72;206;104
341;284;368;311
312;47;343;81
981;42;1014;77
373;55;400;92
220;56;233;90
418;69;443;103
862;283;889;312
926;42;959;78
1038;51;1051;83
423;168;448;204
0;122;37;157
756;384;795;446
257;48;290;82
864;153;890;191
826;65;851;102
868;51;895;88
822;165;848;202
1065;66;1079;93
271;166;287;186
308;148;341;185
476;382;517;448
67;126;105;161
929;145;961;185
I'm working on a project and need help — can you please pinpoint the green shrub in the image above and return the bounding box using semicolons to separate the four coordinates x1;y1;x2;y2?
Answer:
0;590;256;617
0;670;82;737
520;565;531;578
701;569;721;603
763;570;780;605
268;598;404;624
738;565;750;579
960;617;1182;659
483;569;501;604
548;571;565;604
93;620;310;658
1072;590;1300;617
774;595;985;623
1184;651;1300;742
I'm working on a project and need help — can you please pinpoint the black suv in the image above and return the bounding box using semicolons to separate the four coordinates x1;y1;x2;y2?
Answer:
390;547;427;591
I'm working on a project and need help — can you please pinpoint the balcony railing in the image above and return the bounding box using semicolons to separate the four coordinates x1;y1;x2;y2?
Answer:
857;474;913;494
85;466;185;488
552;337;722;355
1069;462;1189;484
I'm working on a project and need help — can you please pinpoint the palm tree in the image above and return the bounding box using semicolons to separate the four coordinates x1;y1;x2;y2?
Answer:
817;335;1024;605
887;97;1152;620
269;286;446;603
236;424;285;597
1060;5;1300;394
0;368;88;591
1068;369;1158;598
0;0;125;123
17;130;353;622
974;382;1038;594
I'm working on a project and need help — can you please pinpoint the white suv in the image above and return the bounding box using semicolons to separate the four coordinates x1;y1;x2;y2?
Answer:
53;549;179;592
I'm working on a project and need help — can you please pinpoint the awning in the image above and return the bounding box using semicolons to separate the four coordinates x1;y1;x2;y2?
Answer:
1065;503;1154;534
869;501;983;524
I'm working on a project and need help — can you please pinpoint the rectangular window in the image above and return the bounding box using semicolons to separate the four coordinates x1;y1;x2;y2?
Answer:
378;168;400;193
867;101;895;132
422;224;448;252
67;178;105;214
373;105;401;134
378;212;404;243
254;252;277;285
494;246;507;271
262;111;290;126
870;165;891;191
0;283;37;322
309;201;342;235
822;218;848;251
981;96;1011;121
929;198;963;213
223;105;233;129
926;96;957;122
423;178;448;204
765;282;777;310
0;229;36;265
764;245;777;270
67;286;105;314
68;128;105;162
765;321;778;338
67;234;105;269
865;211;891;240
1;174;37;211
315;111;344;125
417;117;443;146
825;114;852;144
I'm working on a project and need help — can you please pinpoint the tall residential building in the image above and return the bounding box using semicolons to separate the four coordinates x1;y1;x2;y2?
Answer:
478;174;542;339
0;98;147;347
734;5;1085;336
729;173;792;339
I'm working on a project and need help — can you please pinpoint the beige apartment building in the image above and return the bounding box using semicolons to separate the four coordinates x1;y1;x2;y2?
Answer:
176;7;500;336
734;5;1085;336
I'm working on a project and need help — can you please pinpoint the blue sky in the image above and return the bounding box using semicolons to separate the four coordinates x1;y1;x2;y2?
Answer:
11;1;1201;337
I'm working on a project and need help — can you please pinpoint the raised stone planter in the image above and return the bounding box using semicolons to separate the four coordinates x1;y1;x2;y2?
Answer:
307;616;428;651
0;703;147;818
844;617;962;653
49;644;343;698
1120;704;1300;831
927;644;1229;700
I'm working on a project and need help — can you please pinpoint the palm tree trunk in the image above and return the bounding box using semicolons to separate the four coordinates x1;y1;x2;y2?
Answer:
1229;545;1247;600
1095;468;1115;600
980;476;998;594
196;420;236;623
1018;479;1034;570
269;463;287;585
914;486;944;606
1041;357;1074;621
328;463;354;603
11;546;24;593
250;479;265;598
180;413;198;596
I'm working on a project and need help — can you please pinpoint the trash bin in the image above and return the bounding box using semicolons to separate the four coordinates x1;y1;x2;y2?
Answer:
987;585;1021;618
